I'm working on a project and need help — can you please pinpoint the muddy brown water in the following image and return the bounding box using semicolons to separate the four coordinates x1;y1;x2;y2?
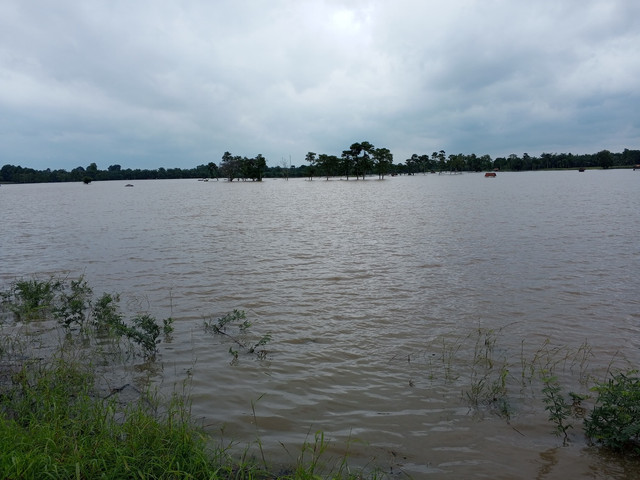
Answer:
2;171;639;478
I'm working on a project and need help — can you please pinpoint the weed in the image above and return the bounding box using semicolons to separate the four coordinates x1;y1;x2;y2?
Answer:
91;292;123;334
162;317;174;335
51;276;93;329
297;431;329;479
204;310;272;362
440;335;462;382
1;278;172;358
204;309;247;334
541;374;572;445
4;277;62;321
250;333;273;354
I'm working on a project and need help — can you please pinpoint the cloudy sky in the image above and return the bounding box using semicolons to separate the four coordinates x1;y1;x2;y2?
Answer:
1;0;638;170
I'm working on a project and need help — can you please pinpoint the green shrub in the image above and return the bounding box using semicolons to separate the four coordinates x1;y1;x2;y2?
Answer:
52;276;93;328
91;292;124;333
584;371;640;453
4;277;62;320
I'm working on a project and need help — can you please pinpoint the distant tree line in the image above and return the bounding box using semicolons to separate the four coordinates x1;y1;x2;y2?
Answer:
401;148;640;174
1;147;639;184
0;162;214;184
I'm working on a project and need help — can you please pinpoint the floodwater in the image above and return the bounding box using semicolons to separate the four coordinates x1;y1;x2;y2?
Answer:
1;170;640;478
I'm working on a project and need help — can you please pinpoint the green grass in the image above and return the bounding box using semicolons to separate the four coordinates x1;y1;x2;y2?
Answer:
0;352;223;478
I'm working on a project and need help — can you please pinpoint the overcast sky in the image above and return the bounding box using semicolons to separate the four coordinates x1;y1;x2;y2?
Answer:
1;0;638;170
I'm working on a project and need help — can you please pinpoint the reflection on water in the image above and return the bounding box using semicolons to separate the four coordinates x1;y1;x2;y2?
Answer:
2;170;640;478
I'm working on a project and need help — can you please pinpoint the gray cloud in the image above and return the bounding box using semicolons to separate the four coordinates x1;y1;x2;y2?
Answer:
1;0;638;170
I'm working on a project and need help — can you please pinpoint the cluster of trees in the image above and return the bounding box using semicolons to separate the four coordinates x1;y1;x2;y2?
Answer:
304;141;394;180
216;153;267;182
216;142;394;182
1;147;638;184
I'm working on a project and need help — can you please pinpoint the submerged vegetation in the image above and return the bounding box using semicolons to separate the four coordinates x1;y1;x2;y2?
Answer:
1;276;639;478
397;324;640;455
3;276;173;357
203;309;272;363
0;276;374;479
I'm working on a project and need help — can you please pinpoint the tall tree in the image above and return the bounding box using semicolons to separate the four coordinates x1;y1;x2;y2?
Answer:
406;154;419;174
508;153;523;171
253;154;266;181
86;163;98;179
305;152;317;180
596;149;613;169
349;141;375;179
207;162;219;180
437;150;446;173
318;154;339;179
341;150;354;180
373;147;393;179
219;151;241;181
419;154;431;173
448;154;465;172
480;154;493;171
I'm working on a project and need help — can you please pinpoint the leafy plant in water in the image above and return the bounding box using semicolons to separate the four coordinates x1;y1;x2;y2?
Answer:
162;317;174;335
204;310;271;362
126;314;162;353
89;294;174;357
91;292;123;334
2;278;173;358
584;370;640;453
250;333;272;354
541;374;572;445
204;309;246;334
52;276;93;329
5;277;62;320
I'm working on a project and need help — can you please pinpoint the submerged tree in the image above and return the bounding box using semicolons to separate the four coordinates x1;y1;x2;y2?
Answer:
219;152;239;181
340;150;354;180
596;149;613;169
305;152;317;180
373;147;393;179
253;154;267;181
317;154;339;179
349;141;375;179
207;162;219;180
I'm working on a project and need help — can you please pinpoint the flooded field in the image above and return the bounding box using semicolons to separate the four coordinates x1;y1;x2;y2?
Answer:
2;170;639;478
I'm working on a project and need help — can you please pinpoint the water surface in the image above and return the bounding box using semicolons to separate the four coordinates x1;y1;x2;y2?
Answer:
2;170;639;478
